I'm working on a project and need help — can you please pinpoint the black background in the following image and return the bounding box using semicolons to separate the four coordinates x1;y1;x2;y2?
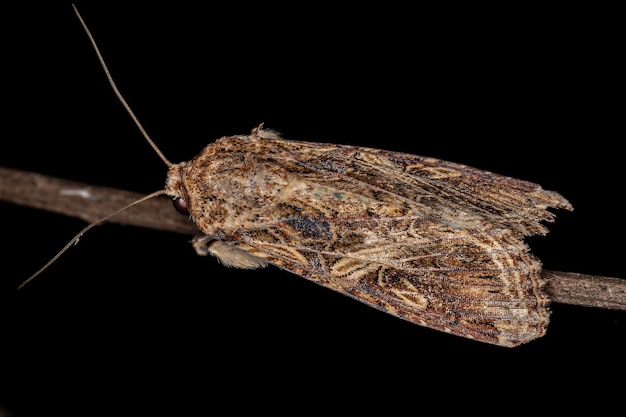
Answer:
1;2;624;416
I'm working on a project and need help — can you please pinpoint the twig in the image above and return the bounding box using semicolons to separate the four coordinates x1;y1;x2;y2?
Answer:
0;166;197;235
1;165;624;310
544;271;626;310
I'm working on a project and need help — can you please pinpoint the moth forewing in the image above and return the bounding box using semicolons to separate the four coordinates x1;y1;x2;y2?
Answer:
164;127;571;347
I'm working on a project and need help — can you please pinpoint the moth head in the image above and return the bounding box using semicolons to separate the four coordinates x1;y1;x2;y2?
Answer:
165;163;190;216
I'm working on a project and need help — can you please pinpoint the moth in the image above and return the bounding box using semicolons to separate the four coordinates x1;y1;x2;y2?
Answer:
22;6;573;348
169;125;573;347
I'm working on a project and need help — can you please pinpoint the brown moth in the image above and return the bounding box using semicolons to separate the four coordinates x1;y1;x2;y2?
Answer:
166;128;571;347
22;6;573;348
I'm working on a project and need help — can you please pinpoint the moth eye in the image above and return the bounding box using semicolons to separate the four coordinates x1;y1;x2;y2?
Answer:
172;197;189;215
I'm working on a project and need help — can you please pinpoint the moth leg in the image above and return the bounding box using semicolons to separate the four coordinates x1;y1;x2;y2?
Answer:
191;235;213;256
191;235;268;269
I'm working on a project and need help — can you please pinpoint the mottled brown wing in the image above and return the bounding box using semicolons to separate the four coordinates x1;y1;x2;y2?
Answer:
186;132;571;346
210;133;573;347
260;136;572;236
230;215;548;347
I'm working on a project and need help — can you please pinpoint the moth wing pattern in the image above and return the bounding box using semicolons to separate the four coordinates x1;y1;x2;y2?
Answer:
265;134;572;237
234;222;547;347
170;127;572;347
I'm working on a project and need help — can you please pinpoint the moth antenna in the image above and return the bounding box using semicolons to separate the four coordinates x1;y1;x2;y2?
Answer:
72;4;173;168
18;190;167;290
19;7;175;289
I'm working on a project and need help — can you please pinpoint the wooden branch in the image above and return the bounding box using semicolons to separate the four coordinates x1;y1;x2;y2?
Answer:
1;166;625;311
0;166;198;235
544;271;626;310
